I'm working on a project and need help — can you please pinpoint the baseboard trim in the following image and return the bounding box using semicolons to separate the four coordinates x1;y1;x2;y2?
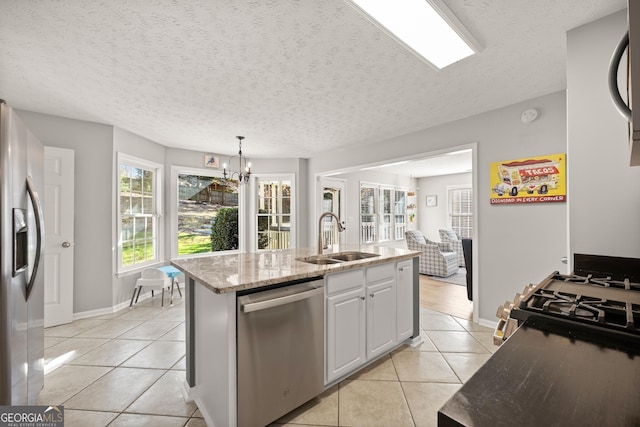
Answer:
72;293;153;320
477;317;498;329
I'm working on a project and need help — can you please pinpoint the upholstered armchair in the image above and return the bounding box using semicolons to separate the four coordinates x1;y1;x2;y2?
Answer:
439;229;465;267
405;230;458;277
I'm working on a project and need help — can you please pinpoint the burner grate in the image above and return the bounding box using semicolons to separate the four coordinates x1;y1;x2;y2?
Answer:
521;280;640;334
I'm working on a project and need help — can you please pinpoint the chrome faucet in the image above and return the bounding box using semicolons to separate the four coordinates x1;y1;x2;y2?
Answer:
318;212;345;255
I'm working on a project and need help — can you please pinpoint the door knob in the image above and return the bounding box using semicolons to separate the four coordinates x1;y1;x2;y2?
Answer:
62;242;71;248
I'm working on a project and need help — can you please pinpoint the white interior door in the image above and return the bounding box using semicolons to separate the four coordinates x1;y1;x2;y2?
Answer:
44;147;75;327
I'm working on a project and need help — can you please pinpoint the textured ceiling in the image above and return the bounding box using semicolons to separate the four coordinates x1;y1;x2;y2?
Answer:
0;0;626;158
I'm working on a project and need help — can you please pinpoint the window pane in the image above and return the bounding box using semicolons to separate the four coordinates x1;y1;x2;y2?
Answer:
178;174;238;255
122;242;133;266
131;196;143;214
360;187;376;214
257;231;269;249
121;217;133;241
131;167;143;193
144;240;155;261
119;159;160;270
256;179;293;250
449;187;473;238
120;196;131;214
382;189;391;214
142;195;153;214
143;170;153;194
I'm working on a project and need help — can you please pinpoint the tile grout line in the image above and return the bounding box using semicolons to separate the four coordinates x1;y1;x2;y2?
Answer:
389;351;417;427
43;294;191;425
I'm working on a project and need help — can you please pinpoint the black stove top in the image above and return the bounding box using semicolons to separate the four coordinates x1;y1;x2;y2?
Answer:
512;272;640;336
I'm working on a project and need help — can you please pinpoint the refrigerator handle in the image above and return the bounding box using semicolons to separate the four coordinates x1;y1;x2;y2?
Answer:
25;175;44;300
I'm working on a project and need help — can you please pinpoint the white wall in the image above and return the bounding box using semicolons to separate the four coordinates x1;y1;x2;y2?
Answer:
417;172;472;241
15;110;308;313
567;10;640;261
309;91;568;323
16;110;114;314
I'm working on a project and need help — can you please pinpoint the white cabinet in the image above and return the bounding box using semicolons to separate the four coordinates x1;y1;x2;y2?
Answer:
325;259;413;384
366;263;396;359
326;269;366;384
396;260;413;342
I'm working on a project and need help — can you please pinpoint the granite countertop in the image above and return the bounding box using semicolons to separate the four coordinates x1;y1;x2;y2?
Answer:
171;245;419;294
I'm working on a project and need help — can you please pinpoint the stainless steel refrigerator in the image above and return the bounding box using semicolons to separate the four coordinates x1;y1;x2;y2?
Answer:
0;100;45;405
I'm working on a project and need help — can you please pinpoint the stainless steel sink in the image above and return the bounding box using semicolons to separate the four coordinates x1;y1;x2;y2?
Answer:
297;256;343;265
329;251;380;262
297;252;380;265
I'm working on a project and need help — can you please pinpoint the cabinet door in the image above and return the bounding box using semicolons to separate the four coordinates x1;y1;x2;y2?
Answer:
396;260;414;342
326;287;366;383
366;280;396;359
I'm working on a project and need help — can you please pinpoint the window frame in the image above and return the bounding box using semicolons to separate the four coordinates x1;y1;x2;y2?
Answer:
116;152;164;275
170;165;243;260
252;173;296;251
447;185;473;238
359;182;408;244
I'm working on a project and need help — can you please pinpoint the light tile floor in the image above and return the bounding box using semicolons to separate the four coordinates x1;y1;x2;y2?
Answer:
41;293;496;427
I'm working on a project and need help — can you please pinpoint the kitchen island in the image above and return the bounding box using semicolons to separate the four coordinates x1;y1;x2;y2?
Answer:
172;246;420;427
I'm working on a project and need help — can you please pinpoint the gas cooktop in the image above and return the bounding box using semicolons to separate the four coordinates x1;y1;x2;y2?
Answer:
494;254;640;348
512;271;640;335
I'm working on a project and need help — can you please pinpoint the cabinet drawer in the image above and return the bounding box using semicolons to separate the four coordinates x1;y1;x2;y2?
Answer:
366;262;395;284
326;268;365;295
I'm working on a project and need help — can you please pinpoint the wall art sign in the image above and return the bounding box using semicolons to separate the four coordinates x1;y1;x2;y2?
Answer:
490;153;566;205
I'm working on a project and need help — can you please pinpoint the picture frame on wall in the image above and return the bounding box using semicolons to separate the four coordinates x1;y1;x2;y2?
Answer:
204;154;219;168
426;195;437;207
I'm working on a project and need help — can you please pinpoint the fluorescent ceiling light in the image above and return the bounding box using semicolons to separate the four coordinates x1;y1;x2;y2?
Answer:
345;0;481;69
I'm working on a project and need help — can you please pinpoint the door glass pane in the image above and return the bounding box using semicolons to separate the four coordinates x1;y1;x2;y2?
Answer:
256;179;293;250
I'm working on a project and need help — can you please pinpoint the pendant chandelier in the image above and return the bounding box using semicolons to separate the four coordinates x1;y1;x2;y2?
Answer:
223;136;252;184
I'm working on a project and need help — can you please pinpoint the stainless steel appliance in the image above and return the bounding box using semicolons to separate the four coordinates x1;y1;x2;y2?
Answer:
438;254;640;426
0;101;46;405
237;278;325;427
608;0;640;166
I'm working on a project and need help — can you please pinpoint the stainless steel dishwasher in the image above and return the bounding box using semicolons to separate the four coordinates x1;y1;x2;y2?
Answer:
237;278;325;427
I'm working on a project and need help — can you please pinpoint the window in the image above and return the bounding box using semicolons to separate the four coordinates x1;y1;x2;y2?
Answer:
117;154;162;272
360;184;377;243
394;189;407;239
448;186;473;238
379;187;392;242
360;183;407;244
177;172;239;256
256;176;294;250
